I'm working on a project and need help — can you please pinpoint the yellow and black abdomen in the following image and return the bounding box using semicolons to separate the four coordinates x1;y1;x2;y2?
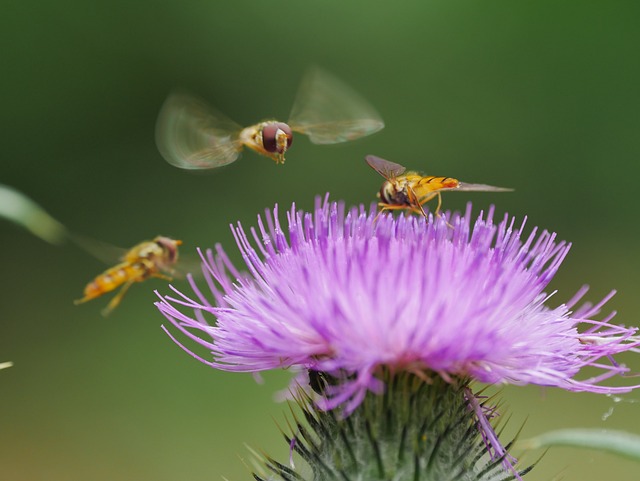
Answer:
75;261;151;304
412;175;459;199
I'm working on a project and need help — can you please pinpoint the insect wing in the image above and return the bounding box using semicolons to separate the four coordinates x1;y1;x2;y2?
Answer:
288;67;384;144
169;253;202;280
67;232;131;265
449;182;513;192
365;155;406;179
156;92;244;170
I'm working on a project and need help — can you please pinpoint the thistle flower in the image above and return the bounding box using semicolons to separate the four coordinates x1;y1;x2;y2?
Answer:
158;196;638;400
156;196;640;479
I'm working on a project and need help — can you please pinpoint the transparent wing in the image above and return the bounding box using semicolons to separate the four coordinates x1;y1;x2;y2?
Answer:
365;155;406;179
67;233;130;265
155;91;244;170
170;252;204;280
288;67;384;144
0;184;143;262
447;182;513;192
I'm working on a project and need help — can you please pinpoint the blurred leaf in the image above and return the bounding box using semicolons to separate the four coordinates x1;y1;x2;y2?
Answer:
521;429;640;462
0;184;67;245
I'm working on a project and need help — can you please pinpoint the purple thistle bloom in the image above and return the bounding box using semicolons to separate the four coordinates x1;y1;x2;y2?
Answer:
157;196;640;414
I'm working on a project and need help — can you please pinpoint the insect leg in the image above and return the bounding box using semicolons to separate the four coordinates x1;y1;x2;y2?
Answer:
407;186;429;218
410;191;437;218
101;280;134;317
417;192;437;207
374;203;408;223
434;192;443;216
74;295;92;305
415;192;451;226
426;192;453;228
377;203;410;211
416;192;445;216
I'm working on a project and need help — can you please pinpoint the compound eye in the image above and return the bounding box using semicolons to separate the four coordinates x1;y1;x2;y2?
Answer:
262;122;293;153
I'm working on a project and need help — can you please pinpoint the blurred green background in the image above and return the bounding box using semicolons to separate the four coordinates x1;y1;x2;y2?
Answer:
1;1;640;480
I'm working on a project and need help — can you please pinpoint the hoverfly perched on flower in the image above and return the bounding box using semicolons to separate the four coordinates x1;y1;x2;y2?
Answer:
155;67;384;169
74;236;182;317
366;155;512;217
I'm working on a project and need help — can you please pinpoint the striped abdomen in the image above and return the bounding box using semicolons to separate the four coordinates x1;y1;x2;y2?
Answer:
78;261;150;302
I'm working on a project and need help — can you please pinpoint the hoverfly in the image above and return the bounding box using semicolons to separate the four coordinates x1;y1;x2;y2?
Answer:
0;185;185;316
366;155;512;217
74;236;182;317
156;67;384;169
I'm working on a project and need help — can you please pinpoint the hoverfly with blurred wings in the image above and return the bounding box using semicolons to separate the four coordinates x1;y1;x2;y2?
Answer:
74;236;182;317
156;67;384;169
366;155;512;218
0;184;187;317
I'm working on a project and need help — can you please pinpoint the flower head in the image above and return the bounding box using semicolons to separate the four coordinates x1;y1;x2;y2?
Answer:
157;196;640;413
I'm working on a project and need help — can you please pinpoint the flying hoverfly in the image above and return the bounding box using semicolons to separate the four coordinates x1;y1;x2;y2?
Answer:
365;155;512;217
74;236;182;317
155;67;384;169
0;184;185;317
